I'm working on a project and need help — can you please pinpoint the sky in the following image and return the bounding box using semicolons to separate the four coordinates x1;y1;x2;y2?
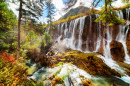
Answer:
8;0;127;23
42;0;126;23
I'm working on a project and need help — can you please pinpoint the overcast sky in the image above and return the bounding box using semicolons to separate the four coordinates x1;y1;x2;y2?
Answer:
8;0;127;23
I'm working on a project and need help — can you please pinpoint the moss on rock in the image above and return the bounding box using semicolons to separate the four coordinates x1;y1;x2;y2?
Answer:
47;50;121;77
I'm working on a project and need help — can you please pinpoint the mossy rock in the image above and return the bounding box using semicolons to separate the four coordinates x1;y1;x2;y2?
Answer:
117;62;130;76
48;50;121;77
27;68;35;75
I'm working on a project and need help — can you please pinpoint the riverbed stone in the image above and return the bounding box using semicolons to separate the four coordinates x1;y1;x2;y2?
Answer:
46;50;121;77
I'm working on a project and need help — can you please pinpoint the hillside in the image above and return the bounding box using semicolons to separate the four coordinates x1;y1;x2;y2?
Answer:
60;6;89;20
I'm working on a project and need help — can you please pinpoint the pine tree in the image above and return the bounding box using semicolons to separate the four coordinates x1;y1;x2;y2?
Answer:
46;0;55;30
5;0;45;58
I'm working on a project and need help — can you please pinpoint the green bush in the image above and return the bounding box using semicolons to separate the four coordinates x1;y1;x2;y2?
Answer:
26;45;40;61
0;54;28;85
0;53;45;85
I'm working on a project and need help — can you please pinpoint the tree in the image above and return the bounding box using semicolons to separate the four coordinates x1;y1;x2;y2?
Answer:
15;0;45;58
46;0;55;30
0;2;17;31
63;0;127;26
121;0;130;3
95;0;126;26
0;2;17;52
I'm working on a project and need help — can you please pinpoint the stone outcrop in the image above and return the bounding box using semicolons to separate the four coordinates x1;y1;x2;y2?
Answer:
110;41;125;62
126;27;130;55
46;50;121;77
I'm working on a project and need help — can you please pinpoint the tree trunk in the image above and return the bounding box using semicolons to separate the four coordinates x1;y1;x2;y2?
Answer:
17;0;22;59
105;0;107;22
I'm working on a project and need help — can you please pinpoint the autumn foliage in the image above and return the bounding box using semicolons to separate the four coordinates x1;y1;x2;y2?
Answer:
0;53;16;65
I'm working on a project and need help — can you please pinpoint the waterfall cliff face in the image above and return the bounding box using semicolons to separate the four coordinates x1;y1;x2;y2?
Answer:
49;8;130;63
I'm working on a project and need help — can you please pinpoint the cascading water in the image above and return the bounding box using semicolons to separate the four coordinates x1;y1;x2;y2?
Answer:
67;18;80;49
58;17;83;50
124;8;130;63
103;26;112;59
77;16;86;51
58;24;60;36
116;9;130;64
54;10;130;64
86;16;92;52
98;9;130;83
46;8;130;85
95;14;102;52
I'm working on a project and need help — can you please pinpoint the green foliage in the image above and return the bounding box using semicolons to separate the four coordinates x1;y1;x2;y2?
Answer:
27;31;40;45
21;31;40;50
0;54;28;85
46;0;55;29
121;0;130;3
0;2;17;31
56;62;63;66
22;22;46;35
0;41;10;48
95;6;125;26
55;69;62;75
44;33;51;44
60;6;89;20
0;54;44;85
61;73;69;80
0;61;2;68
40;33;52;53
67;16;71;21
26;45;40;60
0;28;17;52
27;67;35;75
40;41;45;52
0;2;17;52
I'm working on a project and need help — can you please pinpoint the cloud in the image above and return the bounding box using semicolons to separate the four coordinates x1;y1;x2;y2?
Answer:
7;0;127;22
72;0;92;8
42;0;127;22
112;0;126;7
52;0;93;21
52;0;66;20
7;2;19;18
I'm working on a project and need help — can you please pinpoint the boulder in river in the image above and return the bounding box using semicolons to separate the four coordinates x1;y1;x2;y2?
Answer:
110;41;125;62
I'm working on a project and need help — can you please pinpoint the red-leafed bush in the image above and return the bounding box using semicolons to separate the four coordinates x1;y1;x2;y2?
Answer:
0;53;16;65
1;53;16;61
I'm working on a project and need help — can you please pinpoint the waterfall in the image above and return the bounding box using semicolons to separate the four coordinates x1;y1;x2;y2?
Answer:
95;14;101;52
69;18;80;49
86;16;92;52
57;16;86;50
43;8;130;85
116;9;130;64
77;16;86;51
58;24;60;36
124;8;130;63
64;22;68;38
54;9;130;64
61;23;65;35
103;26;112;59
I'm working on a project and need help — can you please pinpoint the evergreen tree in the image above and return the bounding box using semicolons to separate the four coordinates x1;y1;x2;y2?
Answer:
46;0;55;29
5;0;45;58
0;2;17;52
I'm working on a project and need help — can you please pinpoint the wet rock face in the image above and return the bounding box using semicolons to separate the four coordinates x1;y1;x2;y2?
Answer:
126;27;130;55
110;41;125;62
